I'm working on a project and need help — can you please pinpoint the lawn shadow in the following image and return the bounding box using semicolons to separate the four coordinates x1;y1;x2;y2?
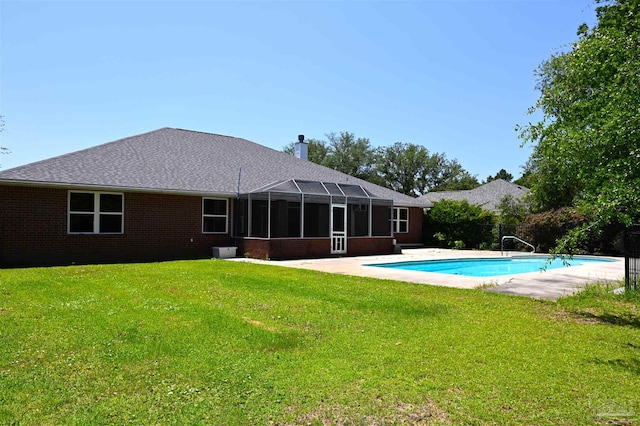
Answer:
590;357;640;376
574;311;640;328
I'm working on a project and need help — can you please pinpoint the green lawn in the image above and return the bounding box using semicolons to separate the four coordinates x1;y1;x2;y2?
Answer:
1;260;639;425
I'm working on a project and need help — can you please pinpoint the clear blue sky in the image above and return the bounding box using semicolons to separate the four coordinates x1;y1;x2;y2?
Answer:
0;0;597;181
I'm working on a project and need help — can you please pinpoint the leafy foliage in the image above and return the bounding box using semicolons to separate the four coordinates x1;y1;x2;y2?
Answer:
428;167;479;192
283;131;377;181
513;160;537;188
517;207;626;254
424;199;495;248
518;0;640;252
283;138;329;164
284;132;478;196
323;131;378;181
496;194;529;225
374;142;478;196
485;168;513;183
519;208;588;253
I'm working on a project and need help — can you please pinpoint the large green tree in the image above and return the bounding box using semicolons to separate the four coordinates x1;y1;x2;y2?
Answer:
323;131;377;181
283;131;376;181
283;138;329;165
518;0;640;252
429;165;479;192
375;143;478;196
485;169;513;183
284;132;477;196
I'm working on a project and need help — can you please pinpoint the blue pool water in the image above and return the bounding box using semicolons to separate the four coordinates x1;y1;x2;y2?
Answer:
368;256;616;277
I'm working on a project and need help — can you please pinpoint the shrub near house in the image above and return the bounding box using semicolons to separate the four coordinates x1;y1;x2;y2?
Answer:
424;199;495;249
519;208;626;254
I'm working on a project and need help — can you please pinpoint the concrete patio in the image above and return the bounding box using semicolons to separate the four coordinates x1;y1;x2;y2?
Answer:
230;248;625;300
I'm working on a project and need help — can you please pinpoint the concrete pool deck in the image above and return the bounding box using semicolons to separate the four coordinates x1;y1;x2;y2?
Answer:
230;248;625;300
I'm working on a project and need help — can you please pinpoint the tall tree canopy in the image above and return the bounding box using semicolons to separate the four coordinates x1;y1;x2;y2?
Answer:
485;169;513;183
374;143;477;196
518;0;640;252
283;131;376;181
283;138;329;165
323;131;377;181
284;132;477;197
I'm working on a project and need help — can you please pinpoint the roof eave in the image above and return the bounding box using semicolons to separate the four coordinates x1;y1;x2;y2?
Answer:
0;179;237;198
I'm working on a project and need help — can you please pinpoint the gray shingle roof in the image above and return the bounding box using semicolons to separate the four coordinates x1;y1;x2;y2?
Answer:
419;179;528;211
0;127;428;207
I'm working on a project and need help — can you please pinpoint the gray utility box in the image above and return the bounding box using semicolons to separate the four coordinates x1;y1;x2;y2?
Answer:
212;246;238;259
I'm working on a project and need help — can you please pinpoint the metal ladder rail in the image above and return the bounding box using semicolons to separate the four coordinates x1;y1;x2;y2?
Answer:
501;236;535;256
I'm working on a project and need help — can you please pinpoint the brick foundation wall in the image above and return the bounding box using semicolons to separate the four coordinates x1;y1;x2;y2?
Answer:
241;236;393;260
0;186;233;267
394;207;424;245
346;237;394;256
242;238;330;260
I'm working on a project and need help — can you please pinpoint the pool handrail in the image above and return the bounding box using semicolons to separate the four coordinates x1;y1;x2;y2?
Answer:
501;236;535;256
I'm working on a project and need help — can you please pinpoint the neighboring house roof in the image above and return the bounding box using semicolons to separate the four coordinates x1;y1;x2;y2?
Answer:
0;127;428;208
419;179;529;212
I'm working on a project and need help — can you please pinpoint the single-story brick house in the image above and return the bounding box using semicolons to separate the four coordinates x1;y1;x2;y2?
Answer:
0;128;430;267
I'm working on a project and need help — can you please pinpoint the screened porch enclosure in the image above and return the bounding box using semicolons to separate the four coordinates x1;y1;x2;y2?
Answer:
234;180;394;256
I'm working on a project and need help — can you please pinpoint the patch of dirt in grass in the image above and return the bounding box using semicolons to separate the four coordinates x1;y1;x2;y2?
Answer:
545;308;603;325
593;418;636;426
243;316;278;332
286;399;450;425
534;303;602;325
542;302;640;328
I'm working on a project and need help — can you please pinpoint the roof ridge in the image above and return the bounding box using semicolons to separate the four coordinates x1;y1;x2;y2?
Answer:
170;127;246;140
484;179;529;191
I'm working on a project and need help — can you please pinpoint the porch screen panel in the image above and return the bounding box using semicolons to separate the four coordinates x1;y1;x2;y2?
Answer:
340;184;368;198
250;193;269;238
269;193;301;238
372;199;393;236
331;196;346;205
234;197;248;237
303;194;330;237
323;182;344;195
297;180;328;194
347;197;369;237
267;180;300;193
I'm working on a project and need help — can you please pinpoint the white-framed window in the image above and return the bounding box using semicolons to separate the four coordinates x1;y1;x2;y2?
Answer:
68;191;124;234
393;207;409;233
203;198;228;234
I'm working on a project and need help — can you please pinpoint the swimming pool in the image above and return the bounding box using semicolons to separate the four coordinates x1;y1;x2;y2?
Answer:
368;256;616;277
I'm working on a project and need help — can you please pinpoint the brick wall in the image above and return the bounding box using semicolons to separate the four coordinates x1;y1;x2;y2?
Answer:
241;236;393;260
346;237;394;256
0;186;233;267
242;238;330;260
394;207;424;245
